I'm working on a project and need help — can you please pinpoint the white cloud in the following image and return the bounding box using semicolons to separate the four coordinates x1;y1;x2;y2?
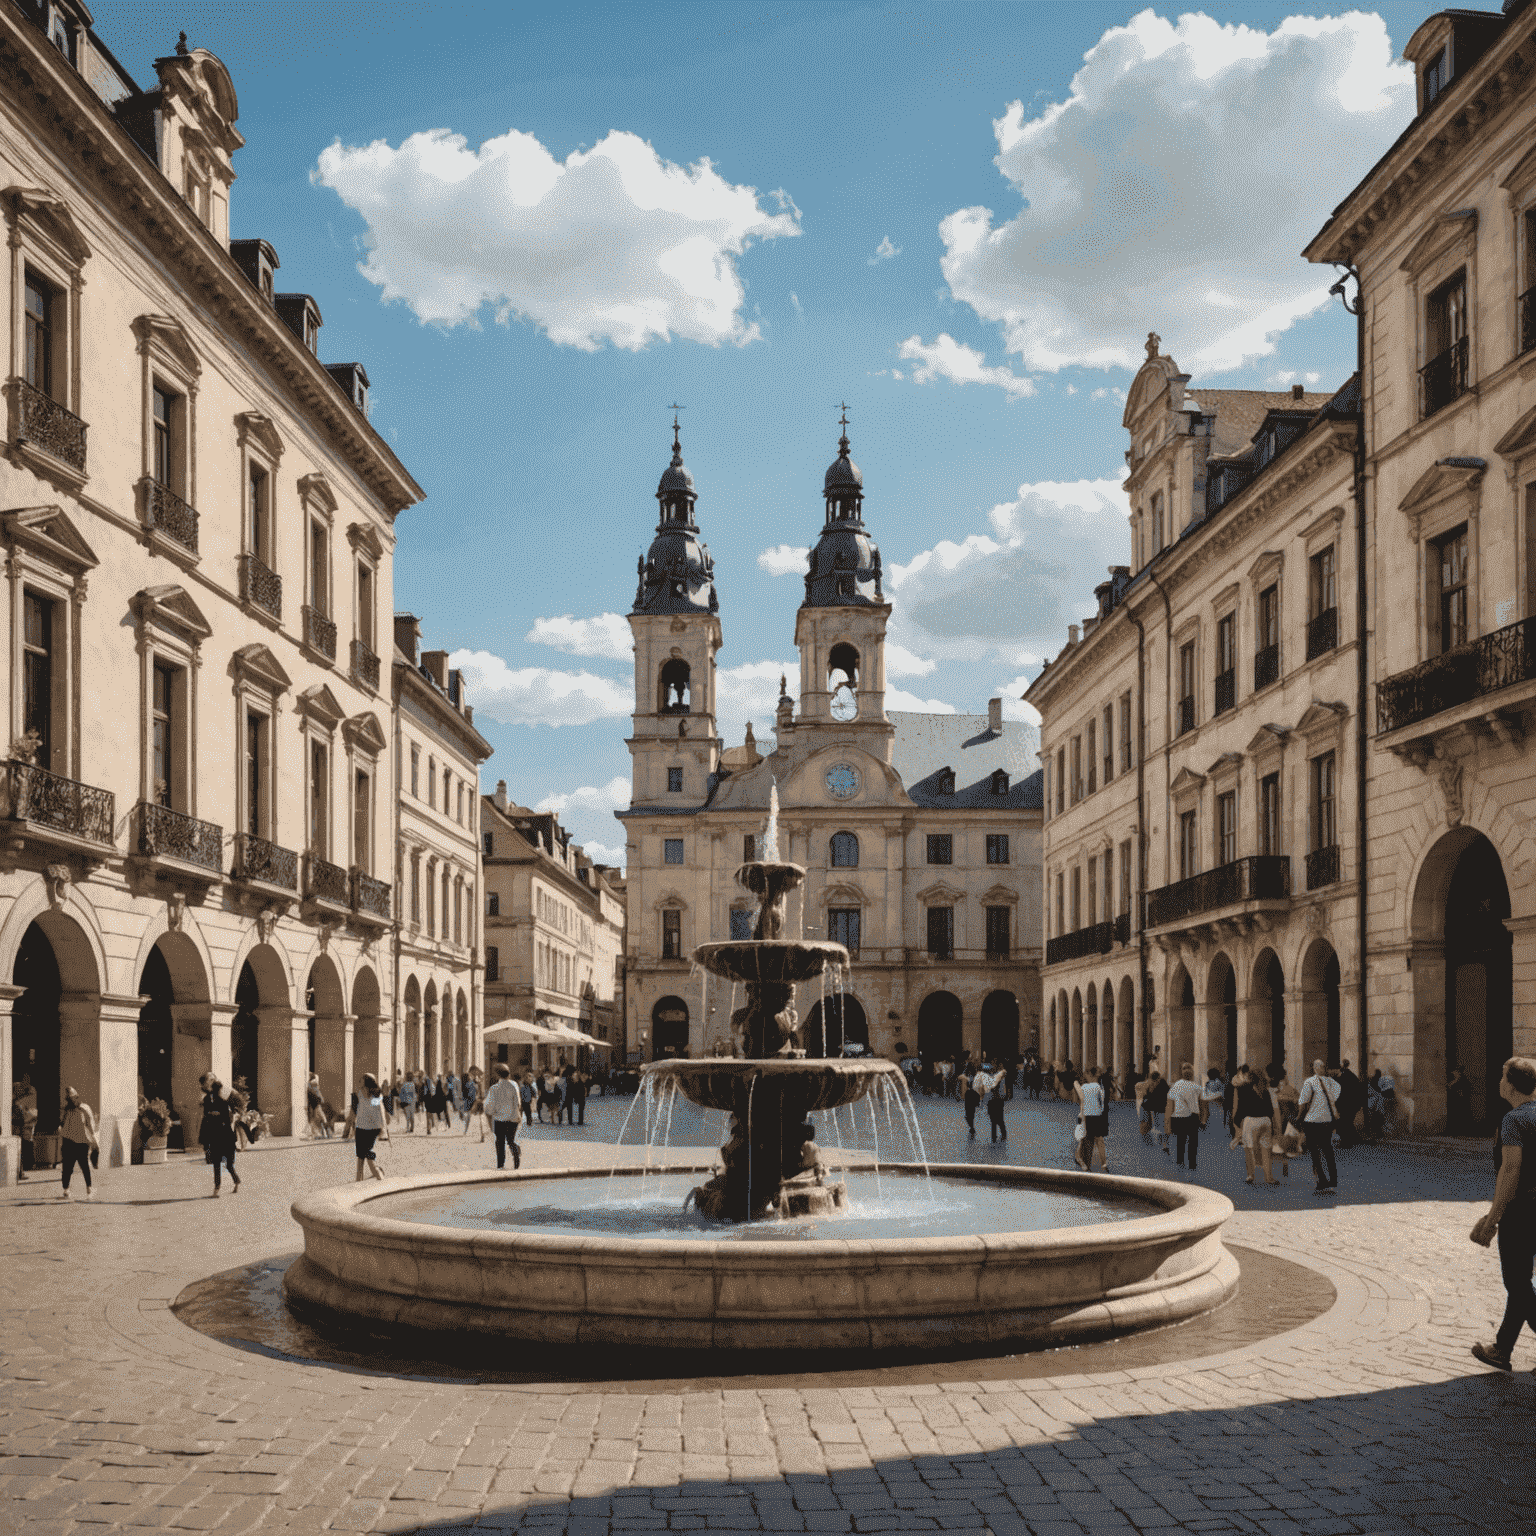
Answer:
897;333;1036;399
991;677;1042;725
886;688;957;714
936;10;1412;374
1268;368;1322;387
449;649;631;727
790;291;804;319
869;235;902;265
314;128;800;350
885;643;937;678
715;659;796;747
576;839;627;869
534;776;631;817
757;544;810;577
525;612;631;661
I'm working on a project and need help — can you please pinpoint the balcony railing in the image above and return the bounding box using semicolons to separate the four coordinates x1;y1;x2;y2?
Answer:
303;851;350;907
1214;668;1235;716
138;802;222;872
352;868;392;921
1306;844;1340;891
146;480;199;552
303;605;337;660
1177;695;1195;736
240;554;282;619
1420;335;1468;418
1306;606;1338;661
16;378;87;472
232;832;297;891
1522;285;1536;357
1376;615;1536;733
1254;643;1280;692
1144;855;1290;929
1045;920;1114;966
1113;911;1131;946
351;638;380;691
5;761;114;846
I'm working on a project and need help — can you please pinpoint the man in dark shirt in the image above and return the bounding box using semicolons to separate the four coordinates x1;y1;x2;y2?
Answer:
1470;1056;1536;1370
1335;1060;1362;1148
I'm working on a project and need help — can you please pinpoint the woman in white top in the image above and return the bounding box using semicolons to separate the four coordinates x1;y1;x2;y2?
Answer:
1076;1067;1109;1173
1164;1063;1205;1171
58;1087;98;1199
349;1073;388;1182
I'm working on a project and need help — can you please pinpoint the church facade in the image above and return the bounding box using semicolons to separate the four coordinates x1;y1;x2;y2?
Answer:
618;421;1044;1067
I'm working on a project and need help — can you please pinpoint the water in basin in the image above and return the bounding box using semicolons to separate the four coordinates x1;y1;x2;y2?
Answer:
373;1171;1154;1244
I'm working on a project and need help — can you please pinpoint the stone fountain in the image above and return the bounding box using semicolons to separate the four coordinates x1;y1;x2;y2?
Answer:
652;787;895;1222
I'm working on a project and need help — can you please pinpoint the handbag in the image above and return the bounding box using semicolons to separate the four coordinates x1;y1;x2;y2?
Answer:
1073;1121;1086;1142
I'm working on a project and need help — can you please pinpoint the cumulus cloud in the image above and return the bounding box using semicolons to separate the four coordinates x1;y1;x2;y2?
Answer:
869;235;902;265
449;649;631;727
886;643;937;678
314;128;800;350
525;612;631;661
757;544;810;577
886;688;957;714
897;333;1036;399
886;475;1131;663
577;839;628;869
715;659;796;747
534;777;631;817
935;10;1412;374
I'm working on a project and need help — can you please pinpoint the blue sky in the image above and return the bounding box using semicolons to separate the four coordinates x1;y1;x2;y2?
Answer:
96;1;1444;865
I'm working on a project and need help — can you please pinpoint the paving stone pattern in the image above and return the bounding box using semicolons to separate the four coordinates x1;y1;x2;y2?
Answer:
3;1096;1533;1534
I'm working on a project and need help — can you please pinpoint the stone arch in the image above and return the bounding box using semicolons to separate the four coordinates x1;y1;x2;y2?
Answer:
456;990;470;1075
1056;988;1069;1065
658;657;691;713
1117;975;1135;1080
1085;981;1099;1071
829;830;859;868
1069;988;1083;1069
1298;938;1341;1078
1100;978;1117;1078
827;640;859;691
1205;952;1238;1074
306;952;348;1113
1250;947;1286;1077
1046;995;1057;1063
803;992;869;1056
980;989;1020;1064
652;995;690;1058
133;927;212;1151
1169;961;1195;1074
352;965;382;1084
225;923;297;1010
916;990;962;1064
424;979;440;1076
0;875;106;1001
128;914;213;1009
402;974;422;1072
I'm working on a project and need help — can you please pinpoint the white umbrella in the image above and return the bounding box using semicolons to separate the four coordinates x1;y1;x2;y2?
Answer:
483;1019;565;1045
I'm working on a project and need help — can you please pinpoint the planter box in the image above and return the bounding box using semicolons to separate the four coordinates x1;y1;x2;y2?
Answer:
142;1135;168;1165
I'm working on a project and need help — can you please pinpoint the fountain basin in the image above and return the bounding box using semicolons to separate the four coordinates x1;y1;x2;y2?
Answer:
693;938;849;984
284;1163;1237;1352
649;1055;890;1113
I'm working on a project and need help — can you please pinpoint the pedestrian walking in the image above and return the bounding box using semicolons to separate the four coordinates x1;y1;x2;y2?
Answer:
460;1070;481;1135
987;1076;1008;1141
57;1086;97;1199
1297;1058;1341;1195
569;1067;588;1126
485;1062;523;1170
1165;1063;1203;1171
1469;1056;1536;1371
1335;1059;1362;1146
960;1067;979;1137
519;1071;536;1127
1076;1066;1109;1172
12;1078;37;1181
1231;1065;1280;1185
346;1073;389;1182
199;1077;239;1196
1202;1065;1226;1131
304;1072;330;1139
1143;1071;1171;1154
398;1071;417;1132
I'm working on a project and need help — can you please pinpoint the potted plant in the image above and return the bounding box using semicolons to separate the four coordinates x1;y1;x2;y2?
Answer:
138;1098;172;1163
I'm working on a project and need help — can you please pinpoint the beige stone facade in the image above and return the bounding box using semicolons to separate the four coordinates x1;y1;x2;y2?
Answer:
1303;4;1536;1131
621;427;1042;1065
1028;347;1360;1090
480;787;626;1070
393;620;493;1084
0;11;422;1176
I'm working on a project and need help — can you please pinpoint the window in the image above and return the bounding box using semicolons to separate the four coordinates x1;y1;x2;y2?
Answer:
1055;748;1066;813
1523;207;1536;355
664;838;684;865
22;592;53;770
1312;752;1336;851
309;741;328;853
986;833;1010;865
152;662;177;808
246;712;267;838
1435;524;1469;653
442;867;451;937
1119;693;1133;772
926;905;954;959
1218;790;1237;867
1070;736;1082;803
1086;720;1097;793
1260;772;1281;857
428;757;437;804
830;830;859;867
425;860;436;936
1179;810;1199;881
990;769;1009;795
1070;866;1081;929
485;946;499;984
248;465;268;560
742;834;756;863
1151;491;1165;554
1054;871;1064;936
487;890;500;917
1215;613;1236;714
411;858;421;924
152;385;175;486
1423;269;1469;417
357;563;375;653
456;784;464;824
454;881;463;945
1423;44;1448;105
1308;547;1338;659
1103;847;1115;918
309;522;328;614
1256;584;1280;689
443;771;452;815
662;908;682;959
1087;857;1098;926
986;906;1010;959
483;831;493;857
1102;704;1114;785
729;908;754;941
667;766;683;793
24;272;53;396
1120;840;1132;915
353;771;371;872
1178;642;1196;735
926;833;952;865
937;767;955;795
828;908;861;957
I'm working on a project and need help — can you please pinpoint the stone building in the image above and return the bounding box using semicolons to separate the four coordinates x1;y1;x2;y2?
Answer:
619;420;1042;1065
393;619;493;1084
1027;342;1359;1089
480;786;625;1069
0;9;422;1176
1303;2;1536;1130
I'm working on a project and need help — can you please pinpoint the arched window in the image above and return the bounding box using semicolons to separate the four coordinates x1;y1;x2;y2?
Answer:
937;767;955;795
658;658;691;713
828;641;859;690
991;769;1009;795
829;830;859;868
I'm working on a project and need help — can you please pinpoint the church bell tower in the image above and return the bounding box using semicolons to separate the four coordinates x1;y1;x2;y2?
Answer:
626;417;722;809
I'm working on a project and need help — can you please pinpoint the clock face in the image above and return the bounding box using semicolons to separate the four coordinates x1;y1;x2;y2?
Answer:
831;683;858;722
826;763;860;800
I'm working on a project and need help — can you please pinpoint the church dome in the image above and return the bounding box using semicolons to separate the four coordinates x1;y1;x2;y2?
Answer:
803;416;882;609
633;421;717;618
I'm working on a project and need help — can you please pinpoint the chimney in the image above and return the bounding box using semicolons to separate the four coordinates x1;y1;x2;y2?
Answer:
1068;624;1081;646
988;697;1003;734
494;780;508;812
421;649;448;689
394;614;421;665
1291;383;1305;401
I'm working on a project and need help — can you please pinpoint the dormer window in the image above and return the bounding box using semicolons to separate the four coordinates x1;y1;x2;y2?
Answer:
937;767;955;795
1423;46;1449;107
990;769;1009;796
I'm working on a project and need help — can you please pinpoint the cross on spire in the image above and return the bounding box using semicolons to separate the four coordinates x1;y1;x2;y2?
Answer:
666;403;684;457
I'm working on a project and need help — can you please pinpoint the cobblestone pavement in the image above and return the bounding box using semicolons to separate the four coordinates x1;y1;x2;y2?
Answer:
3;1094;1533;1535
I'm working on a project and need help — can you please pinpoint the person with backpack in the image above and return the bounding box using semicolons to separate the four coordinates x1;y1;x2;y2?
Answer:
986;1074;1008;1142
1296;1058;1342;1195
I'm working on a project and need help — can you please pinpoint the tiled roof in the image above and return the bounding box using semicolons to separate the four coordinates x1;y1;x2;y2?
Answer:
888;712;1043;809
1187;389;1334;458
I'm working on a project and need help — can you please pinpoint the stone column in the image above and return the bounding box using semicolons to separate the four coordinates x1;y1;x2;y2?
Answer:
1506;913;1536;1061
1236;992;1269;1072
0;983;23;1183
257;1003;305;1136
168;1000;236;1153
353;1012;384;1084
1337;969;1363;1076
314;1011;354;1114
59;992;144;1168
1192;1001;1221;1082
1407;938;1447;1134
